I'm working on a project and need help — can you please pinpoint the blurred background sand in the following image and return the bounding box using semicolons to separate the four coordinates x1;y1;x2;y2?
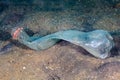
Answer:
0;0;120;80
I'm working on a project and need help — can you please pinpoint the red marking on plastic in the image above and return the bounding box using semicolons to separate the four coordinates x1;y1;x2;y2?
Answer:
13;27;23;40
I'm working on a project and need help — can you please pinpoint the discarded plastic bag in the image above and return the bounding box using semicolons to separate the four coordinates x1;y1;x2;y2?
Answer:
11;27;114;59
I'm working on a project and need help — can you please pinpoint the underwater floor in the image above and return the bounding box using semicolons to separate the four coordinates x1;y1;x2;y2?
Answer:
0;1;120;80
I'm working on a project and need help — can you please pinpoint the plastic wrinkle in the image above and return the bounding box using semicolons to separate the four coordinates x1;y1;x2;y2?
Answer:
12;28;114;59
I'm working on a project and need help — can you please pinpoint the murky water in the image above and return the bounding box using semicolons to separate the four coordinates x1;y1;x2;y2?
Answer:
0;0;120;80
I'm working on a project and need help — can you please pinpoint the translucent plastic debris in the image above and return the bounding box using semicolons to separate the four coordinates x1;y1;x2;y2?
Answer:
11;27;114;59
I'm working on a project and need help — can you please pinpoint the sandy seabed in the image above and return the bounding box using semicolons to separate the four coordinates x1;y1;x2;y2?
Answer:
0;1;120;80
